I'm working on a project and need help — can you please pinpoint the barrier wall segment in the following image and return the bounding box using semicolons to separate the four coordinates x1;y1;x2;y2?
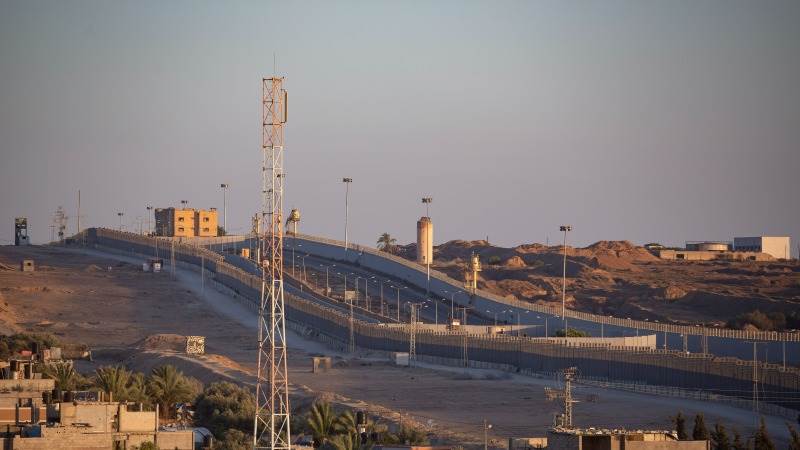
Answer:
83;228;800;413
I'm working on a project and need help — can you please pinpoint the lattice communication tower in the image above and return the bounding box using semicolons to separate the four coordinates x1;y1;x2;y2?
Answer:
254;76;291;450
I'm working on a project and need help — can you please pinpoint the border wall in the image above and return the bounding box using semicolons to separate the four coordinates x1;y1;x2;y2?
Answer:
273;234;799;366
81;229;800;413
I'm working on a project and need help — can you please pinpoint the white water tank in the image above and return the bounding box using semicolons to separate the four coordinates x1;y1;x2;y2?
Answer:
416;216;433;265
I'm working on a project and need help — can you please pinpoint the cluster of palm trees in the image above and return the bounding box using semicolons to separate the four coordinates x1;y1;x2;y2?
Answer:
43;362;200;420
303;402;427;450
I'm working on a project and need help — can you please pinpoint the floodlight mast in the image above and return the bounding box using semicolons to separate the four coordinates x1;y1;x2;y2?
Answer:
559;225;572;321
254;76;291;450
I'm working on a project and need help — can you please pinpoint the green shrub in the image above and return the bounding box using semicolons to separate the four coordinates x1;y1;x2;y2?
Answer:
554;328;590;337
194;382;255;438
0;333;59;360
727;310;787;331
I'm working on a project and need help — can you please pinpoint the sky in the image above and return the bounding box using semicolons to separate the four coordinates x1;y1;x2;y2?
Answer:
1;1;799;255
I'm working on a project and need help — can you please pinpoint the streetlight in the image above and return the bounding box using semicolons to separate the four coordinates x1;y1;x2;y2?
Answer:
117;212;124;231
220;183;229;234
342;178;353;251
559;225;572;321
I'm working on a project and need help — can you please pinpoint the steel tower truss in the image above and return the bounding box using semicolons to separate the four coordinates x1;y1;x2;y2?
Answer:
254;76;291;450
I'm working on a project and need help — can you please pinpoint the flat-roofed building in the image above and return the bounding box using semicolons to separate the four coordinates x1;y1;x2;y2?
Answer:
155;207;218;238
734;236;790;259
195;208;218;237
547;428;708;450
1;401;194;450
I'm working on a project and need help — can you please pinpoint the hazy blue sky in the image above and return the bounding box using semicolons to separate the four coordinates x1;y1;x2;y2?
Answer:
1;1;798;254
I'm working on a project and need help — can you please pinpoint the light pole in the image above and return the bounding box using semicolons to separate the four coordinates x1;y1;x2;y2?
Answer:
484;419;492;450
343;178;352;252
117;212;124;231
355;276;362;307
220;183;229;234
146;206;153;235
560;225;572;321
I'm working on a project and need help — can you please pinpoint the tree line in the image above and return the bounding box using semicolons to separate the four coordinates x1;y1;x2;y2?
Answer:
672;411;800;450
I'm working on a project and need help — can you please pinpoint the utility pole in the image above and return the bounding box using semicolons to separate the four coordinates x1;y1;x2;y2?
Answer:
746;341;767;424
349;298;355;353
396;287;401;322
76;190;81;234
408;304;418;366
254;75;291;450
559;225;572;321
461;306;469;367
343;177;352;252
170;239;175;280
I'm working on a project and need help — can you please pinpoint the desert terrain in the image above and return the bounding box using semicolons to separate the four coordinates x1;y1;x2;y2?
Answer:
0;245;793;446
395;240;800;328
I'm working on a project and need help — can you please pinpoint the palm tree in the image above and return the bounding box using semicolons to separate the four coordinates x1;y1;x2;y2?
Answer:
147;365;195;419
94;366;132;401
330;432;368;450
376;233;397;254
334;410;359;435
43;361;77;391
753;418;775;450
307;402;337;447
386;426;427;445
127;372;151;406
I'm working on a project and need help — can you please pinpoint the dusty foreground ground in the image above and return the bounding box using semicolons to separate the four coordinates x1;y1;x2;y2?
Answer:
0;245;792;447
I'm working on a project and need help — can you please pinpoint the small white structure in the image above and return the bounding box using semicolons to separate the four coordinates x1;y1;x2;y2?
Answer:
393;352;409;366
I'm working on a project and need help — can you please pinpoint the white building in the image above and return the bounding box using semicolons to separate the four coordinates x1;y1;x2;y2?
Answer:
733;236;791;259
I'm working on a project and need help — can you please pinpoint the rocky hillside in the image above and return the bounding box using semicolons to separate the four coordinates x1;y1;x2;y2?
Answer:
394;240;800;329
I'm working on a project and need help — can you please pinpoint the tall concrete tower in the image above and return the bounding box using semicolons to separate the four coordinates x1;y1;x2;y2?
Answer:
416;217;433;265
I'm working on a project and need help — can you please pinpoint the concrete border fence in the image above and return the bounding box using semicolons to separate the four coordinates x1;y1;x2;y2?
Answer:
79;229;800;415
267;234;799;366
284;234;798;342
